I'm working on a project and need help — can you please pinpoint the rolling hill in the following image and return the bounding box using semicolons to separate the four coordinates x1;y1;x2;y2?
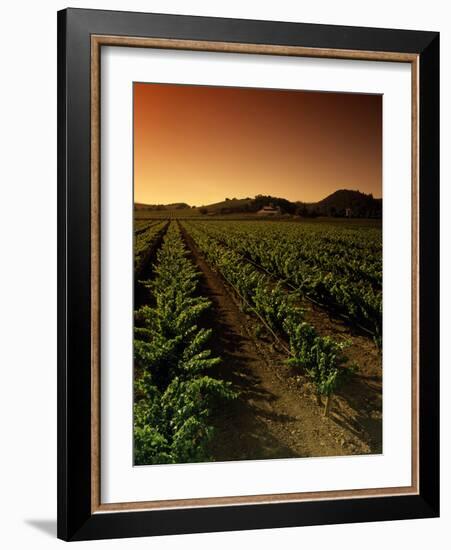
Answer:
134;190;382;218
310;189;382;218
134;202;191;211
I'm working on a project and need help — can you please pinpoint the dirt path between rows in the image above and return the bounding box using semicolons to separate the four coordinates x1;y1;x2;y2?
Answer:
180;223;378;461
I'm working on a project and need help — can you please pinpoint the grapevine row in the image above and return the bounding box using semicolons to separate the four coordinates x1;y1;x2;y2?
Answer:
134;219;161;235
183;221;355;415
133;222;235;465
188;221;382;343
134;220;169;277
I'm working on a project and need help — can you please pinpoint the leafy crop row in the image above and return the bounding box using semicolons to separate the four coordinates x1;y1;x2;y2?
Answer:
134;221;168;276
133;222;235;465
188;220;382;345
183;222;354;415
134;219;163;237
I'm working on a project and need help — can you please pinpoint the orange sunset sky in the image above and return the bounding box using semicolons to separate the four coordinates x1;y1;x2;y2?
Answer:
134;83;382;205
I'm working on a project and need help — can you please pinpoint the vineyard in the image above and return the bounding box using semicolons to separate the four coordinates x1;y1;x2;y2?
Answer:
134;218;382;464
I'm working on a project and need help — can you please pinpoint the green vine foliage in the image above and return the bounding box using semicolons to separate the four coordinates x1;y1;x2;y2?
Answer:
185;221;356;402
134;223;236;465
284;321;356;397
186;220;381;341
134;220;168;275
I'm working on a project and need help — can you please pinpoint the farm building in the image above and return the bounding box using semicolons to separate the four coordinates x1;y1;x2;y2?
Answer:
257;205;281;216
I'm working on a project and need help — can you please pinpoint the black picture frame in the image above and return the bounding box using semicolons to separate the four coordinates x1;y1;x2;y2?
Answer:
57;7;439;542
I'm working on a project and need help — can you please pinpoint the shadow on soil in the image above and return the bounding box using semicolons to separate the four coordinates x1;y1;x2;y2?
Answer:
181;226;298;461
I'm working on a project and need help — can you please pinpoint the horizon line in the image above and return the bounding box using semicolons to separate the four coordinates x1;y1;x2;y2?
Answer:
134;190;383;208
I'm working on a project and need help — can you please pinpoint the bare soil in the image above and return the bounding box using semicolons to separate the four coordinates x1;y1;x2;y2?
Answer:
180;224;382;461
302;300;382;453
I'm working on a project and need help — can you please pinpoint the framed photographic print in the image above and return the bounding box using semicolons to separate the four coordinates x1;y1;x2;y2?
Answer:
57;8;439;541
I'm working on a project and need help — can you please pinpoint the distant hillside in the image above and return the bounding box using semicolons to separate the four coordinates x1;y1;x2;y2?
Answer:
134;190;382;218
198;197;254;214
308;189;382;218
197;195;296;216
134;202;191;211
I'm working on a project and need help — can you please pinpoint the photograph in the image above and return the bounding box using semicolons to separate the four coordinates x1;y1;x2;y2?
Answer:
53;4;440;543
132;82;383;466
